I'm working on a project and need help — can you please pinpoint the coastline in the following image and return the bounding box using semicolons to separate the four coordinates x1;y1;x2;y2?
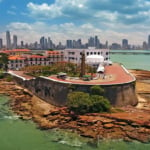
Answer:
0;69;150;143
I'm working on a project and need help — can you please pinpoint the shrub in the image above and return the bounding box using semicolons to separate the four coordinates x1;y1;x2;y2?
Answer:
90;85;104;96
89;95;111;113
67;91;111;115
67;92;91;114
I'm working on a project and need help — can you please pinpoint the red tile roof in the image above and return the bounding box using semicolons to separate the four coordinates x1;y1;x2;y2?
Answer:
27;55;47;58
9;55;26;60
1;49;30;54
11;49;31;52
46;51;63;55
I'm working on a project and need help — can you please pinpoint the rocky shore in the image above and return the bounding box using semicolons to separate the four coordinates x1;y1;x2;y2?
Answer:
0;69;150;143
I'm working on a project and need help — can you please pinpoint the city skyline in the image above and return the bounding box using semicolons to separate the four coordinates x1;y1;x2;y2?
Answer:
0;0;150;45
1;30;150;50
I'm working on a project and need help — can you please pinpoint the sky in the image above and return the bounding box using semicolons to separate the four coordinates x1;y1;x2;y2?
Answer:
0;0;150;45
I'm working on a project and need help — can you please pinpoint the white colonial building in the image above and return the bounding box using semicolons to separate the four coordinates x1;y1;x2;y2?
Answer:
63;47;110;64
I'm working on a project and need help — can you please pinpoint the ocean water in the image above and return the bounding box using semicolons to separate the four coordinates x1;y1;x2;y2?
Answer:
110;50;150;71
0;94;150;150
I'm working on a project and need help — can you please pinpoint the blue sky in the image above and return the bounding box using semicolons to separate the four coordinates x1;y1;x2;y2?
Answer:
0;0;150;45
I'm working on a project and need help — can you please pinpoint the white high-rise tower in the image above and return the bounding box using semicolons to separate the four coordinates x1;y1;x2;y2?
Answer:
13;35;17;49
6;31;11;49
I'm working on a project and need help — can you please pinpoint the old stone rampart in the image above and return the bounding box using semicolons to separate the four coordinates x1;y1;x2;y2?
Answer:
10;74;138;107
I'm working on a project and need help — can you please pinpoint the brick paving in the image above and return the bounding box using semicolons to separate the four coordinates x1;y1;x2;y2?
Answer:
49;63;135;85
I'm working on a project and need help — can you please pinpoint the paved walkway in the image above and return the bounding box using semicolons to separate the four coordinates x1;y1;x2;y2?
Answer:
48;63;135;85
8;70;34;80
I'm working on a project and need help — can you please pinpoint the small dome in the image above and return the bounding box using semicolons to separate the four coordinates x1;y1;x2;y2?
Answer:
86;55;104;63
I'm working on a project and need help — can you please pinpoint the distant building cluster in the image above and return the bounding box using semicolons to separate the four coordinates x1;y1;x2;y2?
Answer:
0;30;150;50
1;49;63;70
0;47;110;70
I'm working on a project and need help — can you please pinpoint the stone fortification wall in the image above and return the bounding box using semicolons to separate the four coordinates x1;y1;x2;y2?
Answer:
11;75;138;107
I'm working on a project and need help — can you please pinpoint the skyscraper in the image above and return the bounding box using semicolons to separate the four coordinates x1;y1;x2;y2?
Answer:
148;35;150;49
122;39;128;49
21;41;24;48
95;36;100;48
48;37;53;49
0;38;3;49
40;36;45;49
6;31;11;49
13;35;17;49
66;40;73;48
88;37;95;47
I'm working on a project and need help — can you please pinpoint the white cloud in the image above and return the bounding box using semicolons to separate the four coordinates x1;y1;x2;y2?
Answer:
7;22;32;31
26;0;150;26
27;0;88;19
27;2;62;19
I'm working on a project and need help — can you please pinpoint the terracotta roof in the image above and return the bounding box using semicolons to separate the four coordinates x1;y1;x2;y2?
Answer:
46;51;63;55
9;55;26;60
1;49;30;54
11;49;31;52
27;55;47;58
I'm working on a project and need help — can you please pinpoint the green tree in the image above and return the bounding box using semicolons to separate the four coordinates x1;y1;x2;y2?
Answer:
0;53;8;71
90;85;104;96
67;91;111;115
89;95;111;112
67;92;91;114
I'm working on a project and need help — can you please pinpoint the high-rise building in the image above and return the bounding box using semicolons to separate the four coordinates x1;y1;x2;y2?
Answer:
48;37;53;49
6;30;11;49
0;38;3;49
122;39;128;49
148;35;150;49
13;35;17;49
45;38;48;49
21;41;24;48
88;36;100;48
95;36;100;48
143;41;148;50
66;40;73;48
76;39;82;48
105;41;108;49
40;36;45;49
88;37;95;47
